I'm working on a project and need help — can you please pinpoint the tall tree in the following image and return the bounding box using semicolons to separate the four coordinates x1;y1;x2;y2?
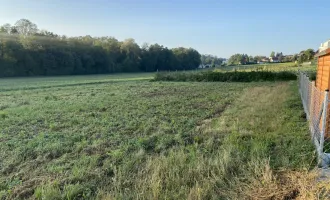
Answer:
228;54;244;65
304;49;315;61
172;47;201;70
0;23;12;34
270;51;275;57
14;19;38;36
120;38;141;72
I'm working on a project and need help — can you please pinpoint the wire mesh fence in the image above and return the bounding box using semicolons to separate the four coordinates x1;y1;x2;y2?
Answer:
298;71;329;164
323;99;330;156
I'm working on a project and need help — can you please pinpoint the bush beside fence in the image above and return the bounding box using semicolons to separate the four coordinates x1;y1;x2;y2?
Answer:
154;71;297;82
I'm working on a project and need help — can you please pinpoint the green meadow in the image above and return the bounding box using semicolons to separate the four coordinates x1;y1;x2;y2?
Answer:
0;68;317;199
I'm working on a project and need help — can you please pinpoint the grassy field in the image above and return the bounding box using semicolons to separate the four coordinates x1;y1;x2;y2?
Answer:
0;73;154;92
0;67;325;199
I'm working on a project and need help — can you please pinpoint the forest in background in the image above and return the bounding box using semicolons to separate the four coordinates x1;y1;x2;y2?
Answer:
0;19;203;77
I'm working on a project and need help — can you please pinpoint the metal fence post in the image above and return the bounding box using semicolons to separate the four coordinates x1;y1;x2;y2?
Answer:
320;90;329;157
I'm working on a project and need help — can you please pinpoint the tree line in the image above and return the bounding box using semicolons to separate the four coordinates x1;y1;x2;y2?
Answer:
227;49;316;66
201;54;224;66
227;54;254;65
0;19;202;77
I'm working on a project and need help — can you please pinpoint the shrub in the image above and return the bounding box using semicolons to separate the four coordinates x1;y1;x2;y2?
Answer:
308;72;316;81
154;71;297;82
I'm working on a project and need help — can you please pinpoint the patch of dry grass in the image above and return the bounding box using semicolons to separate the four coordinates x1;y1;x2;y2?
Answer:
239;166;330;200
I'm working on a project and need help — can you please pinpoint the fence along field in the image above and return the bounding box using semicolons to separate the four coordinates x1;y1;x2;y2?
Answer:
0;64;326;199
299;72;329;164
298;44;330;167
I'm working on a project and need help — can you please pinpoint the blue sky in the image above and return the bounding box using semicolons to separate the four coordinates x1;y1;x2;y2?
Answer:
0;0;329;58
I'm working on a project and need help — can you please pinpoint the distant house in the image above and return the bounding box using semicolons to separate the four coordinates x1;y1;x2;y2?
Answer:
319;40;330;52
258;57;270;64
269;57;280;63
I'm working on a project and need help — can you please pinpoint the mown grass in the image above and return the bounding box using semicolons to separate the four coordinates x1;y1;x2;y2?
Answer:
0;73;154;92
0;71;324;199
